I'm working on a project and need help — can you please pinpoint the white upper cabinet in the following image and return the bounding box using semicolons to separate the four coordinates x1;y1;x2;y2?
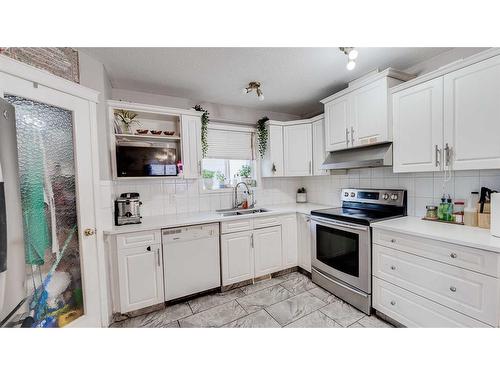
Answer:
181;114;202;179
350;78;388;147
283;123;313;176
312;118;328;176
324;96;350;151
261;125;284;177
393;77;444;173
322;69;412;153
391;51;500;173
444;55;500;170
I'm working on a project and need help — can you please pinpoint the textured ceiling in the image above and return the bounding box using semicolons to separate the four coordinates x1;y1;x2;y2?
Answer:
81;47;452;116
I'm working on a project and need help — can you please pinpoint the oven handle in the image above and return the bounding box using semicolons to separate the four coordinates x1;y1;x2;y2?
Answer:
311;216;369;232
313;267;369;298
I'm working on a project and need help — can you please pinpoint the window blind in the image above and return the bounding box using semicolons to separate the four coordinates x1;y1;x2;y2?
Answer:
206;127;254;160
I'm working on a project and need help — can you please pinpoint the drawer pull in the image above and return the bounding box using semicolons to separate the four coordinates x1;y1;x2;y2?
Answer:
146;246;151;251
390;265;396;270
450;286;457;292
390;300;396;306
390;239;396;243
450;253;458;259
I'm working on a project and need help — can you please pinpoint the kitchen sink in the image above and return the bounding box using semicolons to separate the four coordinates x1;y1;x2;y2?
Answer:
218;208;269;217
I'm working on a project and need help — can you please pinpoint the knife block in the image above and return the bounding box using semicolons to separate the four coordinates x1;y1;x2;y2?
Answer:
478;212;491;229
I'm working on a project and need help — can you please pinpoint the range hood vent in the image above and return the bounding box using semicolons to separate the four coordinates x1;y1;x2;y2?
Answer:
321;142;393;170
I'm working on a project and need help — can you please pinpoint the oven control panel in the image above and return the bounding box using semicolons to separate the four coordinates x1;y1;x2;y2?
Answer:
341;188;406;206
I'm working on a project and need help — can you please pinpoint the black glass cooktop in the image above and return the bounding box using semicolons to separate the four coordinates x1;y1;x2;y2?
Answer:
311;207;403;225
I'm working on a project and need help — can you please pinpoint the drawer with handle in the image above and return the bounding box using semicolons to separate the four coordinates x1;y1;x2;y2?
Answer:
373;277;490;327
221;218;253;234
373;244;499;326
116;230;161;249
253;215;281;229
373;228;500;277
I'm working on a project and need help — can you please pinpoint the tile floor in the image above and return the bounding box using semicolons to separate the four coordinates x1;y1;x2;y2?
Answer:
111;272;394;328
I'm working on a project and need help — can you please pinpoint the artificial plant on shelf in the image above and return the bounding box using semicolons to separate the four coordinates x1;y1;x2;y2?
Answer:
256;116;269;158
114;109;141;134
193;104;209;158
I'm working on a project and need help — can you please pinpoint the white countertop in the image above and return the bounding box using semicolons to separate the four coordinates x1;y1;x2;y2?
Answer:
104;203;331;235
371;216;500;254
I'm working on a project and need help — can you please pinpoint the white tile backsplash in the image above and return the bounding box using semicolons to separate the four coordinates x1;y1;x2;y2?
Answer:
100;168;500;223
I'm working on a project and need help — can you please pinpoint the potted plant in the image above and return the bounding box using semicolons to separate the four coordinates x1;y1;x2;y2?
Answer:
238;165;253;185
296;187;307;203
202;170;215;190
114;109;141;134
215;171;226;189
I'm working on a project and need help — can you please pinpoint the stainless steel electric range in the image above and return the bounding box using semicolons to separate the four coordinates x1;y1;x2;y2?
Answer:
310;188;407;315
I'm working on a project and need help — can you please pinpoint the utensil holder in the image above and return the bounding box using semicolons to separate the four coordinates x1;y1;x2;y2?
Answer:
478;213;491;229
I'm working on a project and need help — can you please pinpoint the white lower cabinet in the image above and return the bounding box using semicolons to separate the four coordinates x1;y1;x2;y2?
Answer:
221;230;254;286
281;214;298;269
117;244;164;313
372;228;500;327
297;214;312;272
254;226;283;278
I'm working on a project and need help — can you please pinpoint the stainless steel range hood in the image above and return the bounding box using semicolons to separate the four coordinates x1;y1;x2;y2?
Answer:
321;142;393;170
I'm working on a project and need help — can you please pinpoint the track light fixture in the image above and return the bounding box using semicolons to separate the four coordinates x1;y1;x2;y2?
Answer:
339;47;358;70
242;81;264;101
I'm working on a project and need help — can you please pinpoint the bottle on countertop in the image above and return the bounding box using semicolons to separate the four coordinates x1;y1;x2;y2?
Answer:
464;192;479;227
438;195;446;221
446;195;454;221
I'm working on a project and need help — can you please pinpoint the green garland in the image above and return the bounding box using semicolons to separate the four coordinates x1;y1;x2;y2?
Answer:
194;105;209;158
256;116;269;158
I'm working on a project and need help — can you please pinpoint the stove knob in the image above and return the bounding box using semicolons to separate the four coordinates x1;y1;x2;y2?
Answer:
344;192;349;197
390;193;399;201
382;193;389;200
350;192;356;197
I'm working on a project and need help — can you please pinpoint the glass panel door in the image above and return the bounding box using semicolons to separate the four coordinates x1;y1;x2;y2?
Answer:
4;95;83;327
316;224;359;277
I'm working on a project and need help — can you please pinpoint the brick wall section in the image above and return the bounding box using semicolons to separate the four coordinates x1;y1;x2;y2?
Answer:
0;47;79;83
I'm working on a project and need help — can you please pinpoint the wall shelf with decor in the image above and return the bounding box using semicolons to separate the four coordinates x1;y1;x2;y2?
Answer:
108;100;202;180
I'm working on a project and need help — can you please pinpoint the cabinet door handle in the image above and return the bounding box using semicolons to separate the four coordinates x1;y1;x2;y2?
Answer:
444;143;451;166
351;127;354;146
156;248;161;267
450;286;457;292
390;300;396;306
390;239;396;243
345;128;350;147
435;145;441;167
250;233;254;248
450;253;458;259
198;160;202;175
146;246;151;251
308;161;312;175
390;265;396;270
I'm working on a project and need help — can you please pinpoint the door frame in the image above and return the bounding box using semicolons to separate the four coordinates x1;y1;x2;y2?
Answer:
0;56;106;327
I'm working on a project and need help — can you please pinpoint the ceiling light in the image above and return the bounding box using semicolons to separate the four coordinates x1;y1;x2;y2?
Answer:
339;47;358;71
243;81;264;101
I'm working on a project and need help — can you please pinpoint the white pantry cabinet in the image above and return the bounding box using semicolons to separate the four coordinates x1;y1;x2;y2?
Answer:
117;244;164;313
283;123;313;176
392;51;500;173
181;114;202;178
392;77;444;173
322;69;412;152
221;230;254;286
281;214;298;269
311;118;328;176
253;226;283;278
261;125;284;177
297;214;312;272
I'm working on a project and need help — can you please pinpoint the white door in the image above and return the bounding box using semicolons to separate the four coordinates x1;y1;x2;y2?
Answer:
393;77;444;173
283;123;312;176
312;118;328;176
117;245;164;313
297;214;311;272
444;55;500;170
221;230;254;286
350;78;388;147
281;214;298;268
262;125;284;177
0;72;102;327
181;114;202;178
253;226;283;277
324;97;350;151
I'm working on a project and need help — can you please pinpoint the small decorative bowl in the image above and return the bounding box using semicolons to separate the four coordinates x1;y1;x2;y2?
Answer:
150;130;163;135
136;129;149;135
164;131;175;136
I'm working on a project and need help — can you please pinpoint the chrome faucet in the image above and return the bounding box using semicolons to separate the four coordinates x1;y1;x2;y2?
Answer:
233;181;255;209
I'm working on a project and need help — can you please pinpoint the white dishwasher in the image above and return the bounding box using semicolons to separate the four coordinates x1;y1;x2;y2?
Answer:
162;223;221;301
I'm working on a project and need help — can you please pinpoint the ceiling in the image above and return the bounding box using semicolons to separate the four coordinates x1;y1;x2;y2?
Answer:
81;47;452;116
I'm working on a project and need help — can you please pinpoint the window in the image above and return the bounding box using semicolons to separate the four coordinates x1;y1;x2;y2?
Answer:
201;124;256;190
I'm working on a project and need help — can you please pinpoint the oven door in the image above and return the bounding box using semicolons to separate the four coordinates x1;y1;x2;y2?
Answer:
311;216;371;293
